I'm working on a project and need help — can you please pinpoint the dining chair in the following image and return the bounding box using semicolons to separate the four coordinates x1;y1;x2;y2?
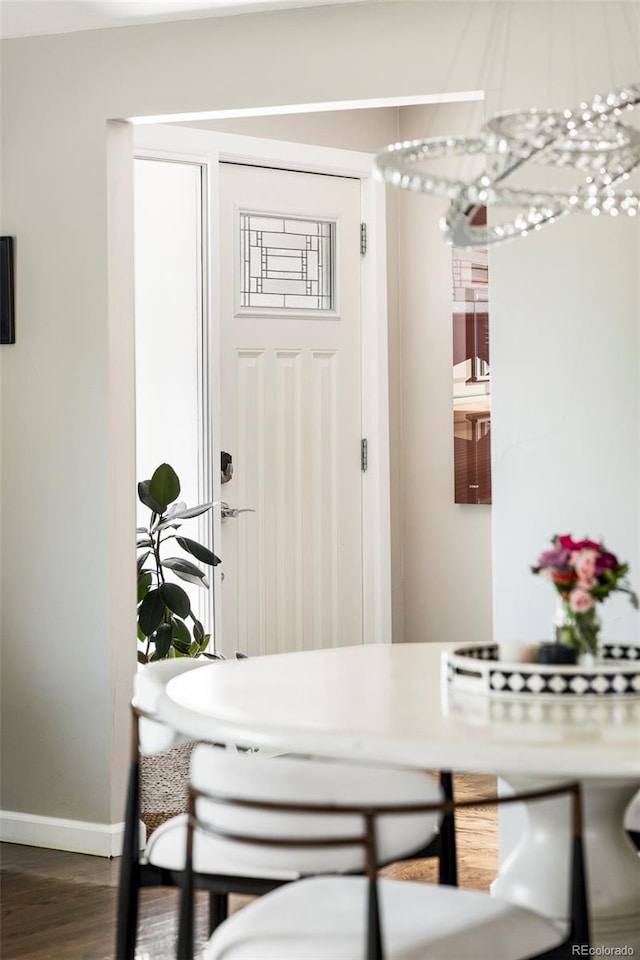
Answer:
625;790;640;850
178;746;589;960
115;659;455;960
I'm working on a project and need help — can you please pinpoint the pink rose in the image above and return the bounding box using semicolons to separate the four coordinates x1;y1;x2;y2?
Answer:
569;588;594;613
572;548;597;581
577;575;596;591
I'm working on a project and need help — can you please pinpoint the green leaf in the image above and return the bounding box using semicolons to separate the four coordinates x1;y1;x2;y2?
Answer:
188;631;209;657
138;589;166;636
137;551;151;573
154;623;173;658
159;582;191;618
137;538;153;549
137;623;146;643
171;618;191;647
162;557;209;588
138;480;162;514
153;501;187;532
192;618;205;643
176;537;221;567
137;651;149;665
155;520;183;533
149;464;180;514
170;502;214;521
137;571;153;602
172;636;192;655
159;501;187;522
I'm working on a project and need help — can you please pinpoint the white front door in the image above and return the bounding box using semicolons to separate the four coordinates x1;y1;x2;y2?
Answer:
218;162;363;656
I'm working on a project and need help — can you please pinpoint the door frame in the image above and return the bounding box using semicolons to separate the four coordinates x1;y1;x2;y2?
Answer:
134;125;391;646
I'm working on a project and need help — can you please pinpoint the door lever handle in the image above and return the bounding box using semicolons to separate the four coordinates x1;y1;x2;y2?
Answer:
221;501;255;521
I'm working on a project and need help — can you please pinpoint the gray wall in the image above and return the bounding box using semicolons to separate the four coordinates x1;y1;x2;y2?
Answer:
1;1;638;829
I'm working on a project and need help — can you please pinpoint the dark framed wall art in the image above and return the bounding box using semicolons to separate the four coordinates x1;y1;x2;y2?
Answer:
1;236;15;344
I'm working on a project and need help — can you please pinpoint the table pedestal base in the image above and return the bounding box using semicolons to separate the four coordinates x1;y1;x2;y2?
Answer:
491;777;640;951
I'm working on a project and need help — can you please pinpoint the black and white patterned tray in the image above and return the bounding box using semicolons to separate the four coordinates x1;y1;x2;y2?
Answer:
446;642;640;698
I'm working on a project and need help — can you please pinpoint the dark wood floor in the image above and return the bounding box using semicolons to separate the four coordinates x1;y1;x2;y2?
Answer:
1;774;497;960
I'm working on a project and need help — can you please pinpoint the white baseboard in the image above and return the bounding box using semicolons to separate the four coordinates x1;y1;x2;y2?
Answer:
0;810;146;857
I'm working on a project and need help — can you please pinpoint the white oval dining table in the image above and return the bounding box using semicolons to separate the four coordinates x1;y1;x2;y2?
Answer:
157;642;640;950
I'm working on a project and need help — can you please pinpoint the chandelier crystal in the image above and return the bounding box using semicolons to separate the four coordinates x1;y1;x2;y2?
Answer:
374;83;640;249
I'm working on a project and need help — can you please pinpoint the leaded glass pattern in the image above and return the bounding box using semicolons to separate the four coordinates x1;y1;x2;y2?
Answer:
240;213;334;310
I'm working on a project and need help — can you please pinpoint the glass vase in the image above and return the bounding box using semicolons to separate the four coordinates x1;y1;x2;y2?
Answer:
553;597;601;663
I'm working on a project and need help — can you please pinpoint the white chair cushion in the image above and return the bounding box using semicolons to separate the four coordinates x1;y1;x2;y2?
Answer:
190;746;443;875
134;659;209;755
624;790;640;832
144;813;299;881
204;876;568;960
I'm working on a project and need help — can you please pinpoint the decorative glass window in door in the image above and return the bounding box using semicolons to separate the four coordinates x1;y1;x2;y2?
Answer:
240;213;334;310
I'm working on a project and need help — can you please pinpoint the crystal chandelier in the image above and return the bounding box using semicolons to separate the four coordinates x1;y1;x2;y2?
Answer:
374;83;640;249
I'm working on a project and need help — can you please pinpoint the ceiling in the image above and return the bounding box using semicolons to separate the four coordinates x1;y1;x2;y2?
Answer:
0;0;368;40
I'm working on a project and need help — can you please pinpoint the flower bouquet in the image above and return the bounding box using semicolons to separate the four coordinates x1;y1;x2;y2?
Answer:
532;535;638;659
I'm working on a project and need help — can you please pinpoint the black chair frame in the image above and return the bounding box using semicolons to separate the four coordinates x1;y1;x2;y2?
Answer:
116;705;285;960
116;704;456;960
178;777;589;960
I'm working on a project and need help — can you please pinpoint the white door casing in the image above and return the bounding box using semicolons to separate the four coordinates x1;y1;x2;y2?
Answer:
133;125;391;650
219;163;362;655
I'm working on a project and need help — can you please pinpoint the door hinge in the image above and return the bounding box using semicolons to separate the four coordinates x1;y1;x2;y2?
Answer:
361;438;368;472
360;222;367;256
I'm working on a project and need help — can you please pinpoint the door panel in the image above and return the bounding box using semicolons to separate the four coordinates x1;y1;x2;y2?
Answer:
219;162;362;656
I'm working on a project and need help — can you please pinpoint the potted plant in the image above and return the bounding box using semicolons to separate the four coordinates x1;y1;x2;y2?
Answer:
137;463;220;664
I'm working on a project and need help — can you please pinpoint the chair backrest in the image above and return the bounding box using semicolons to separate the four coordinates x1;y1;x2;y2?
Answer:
181;750;589;960
624;789;640;833
189;744;442;874
133;659;208;756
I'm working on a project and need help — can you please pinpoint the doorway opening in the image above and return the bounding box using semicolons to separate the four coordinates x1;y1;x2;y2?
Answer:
132;89;492;654
134;124;392;655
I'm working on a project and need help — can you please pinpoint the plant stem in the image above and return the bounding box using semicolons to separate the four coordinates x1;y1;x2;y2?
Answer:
151;515;166;587
150;514;171;635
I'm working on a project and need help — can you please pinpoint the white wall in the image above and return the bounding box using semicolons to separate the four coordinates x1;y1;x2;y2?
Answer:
397;99;493;645
1;1;638;834
179;106;399;154
491;214;640;647
485;2;640;650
